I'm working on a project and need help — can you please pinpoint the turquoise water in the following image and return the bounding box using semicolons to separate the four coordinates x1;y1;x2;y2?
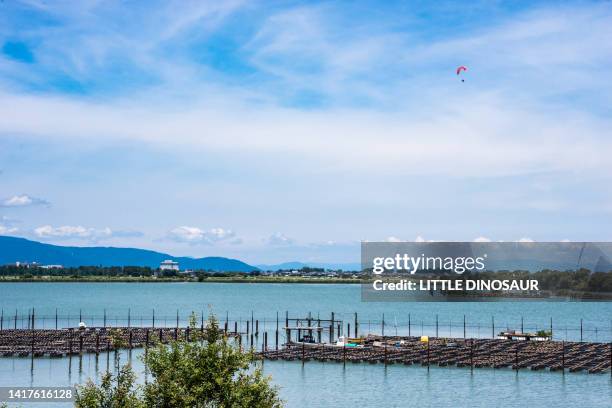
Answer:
0;283;611;407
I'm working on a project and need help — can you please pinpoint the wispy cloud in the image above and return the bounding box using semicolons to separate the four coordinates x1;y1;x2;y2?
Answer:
166;226;236;245
1;194;49;208
0;222;18;235
33;225;111;242
267;232;294;246
32;225;142;243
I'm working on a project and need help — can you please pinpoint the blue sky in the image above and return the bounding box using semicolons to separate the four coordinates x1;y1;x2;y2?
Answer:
1;0;611;264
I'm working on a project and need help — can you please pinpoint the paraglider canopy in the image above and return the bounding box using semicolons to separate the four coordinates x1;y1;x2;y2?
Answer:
456;66;467;82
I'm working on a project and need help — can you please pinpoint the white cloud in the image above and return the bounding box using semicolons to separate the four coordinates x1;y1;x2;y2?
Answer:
517;237;535;243
166;226;236;245
33;225;112;241
384;236;402;242
267;232;294;245
0;225;18;235
414;236;426;243
1;194;49;207
473;236;491;242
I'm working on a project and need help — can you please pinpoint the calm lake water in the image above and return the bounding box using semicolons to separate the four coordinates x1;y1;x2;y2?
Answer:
0;282;611;407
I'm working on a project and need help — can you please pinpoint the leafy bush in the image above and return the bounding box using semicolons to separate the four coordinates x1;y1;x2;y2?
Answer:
75;314;282;408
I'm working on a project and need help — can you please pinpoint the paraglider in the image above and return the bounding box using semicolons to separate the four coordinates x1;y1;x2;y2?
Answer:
456;65;467;82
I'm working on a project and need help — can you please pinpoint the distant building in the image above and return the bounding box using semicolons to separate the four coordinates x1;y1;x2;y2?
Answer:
40;265;63;269
14;261;39;268
159;259;179;271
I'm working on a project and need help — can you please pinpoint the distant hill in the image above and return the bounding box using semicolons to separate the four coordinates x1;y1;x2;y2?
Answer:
0;236;258;272
256;261;361;271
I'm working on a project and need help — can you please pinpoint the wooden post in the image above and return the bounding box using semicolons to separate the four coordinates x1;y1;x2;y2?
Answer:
176;310;179;328
521;316;524;333
343;343;346;364
159;328;163;343
492;316;495;339
201;311;204;332
408;313;411;337
103;309;106;328
0;309;3;331
152;309;155;328
174;327;178;340
435;314;438;337
562;341;565;372
384;343;388;366
79;309;82;324
580;319;583;342
55;309;58;330
14;309;17;330
427;341;430;371
32;308;35;330
354;313;358;337
550;317;553;339
145;329;149;349
246;321;250;335
347;323;351;338
275;329;279;350
463;315;466;338
515;345;518;372
79;335;83;354
128;309;131;328
96;331;100;354
256;320;259;336
382;313;385;336
330;312;335;343
129;330;133;348
234;321;238;334
470;340;473;372
285;311;290;343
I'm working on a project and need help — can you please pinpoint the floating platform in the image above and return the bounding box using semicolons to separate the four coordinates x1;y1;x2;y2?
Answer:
257;335;612;374
0;327;238;357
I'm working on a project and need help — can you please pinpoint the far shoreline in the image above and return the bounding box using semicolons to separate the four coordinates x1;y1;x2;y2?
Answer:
0;276;363;284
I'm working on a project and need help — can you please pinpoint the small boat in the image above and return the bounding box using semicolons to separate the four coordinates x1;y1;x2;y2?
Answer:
335;336;364;348
497;330;551;341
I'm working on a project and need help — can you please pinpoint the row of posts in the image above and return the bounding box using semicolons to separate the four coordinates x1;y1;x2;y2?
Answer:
0;309;605;343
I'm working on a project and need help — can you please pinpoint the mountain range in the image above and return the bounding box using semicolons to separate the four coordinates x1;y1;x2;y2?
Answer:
0;236;257;272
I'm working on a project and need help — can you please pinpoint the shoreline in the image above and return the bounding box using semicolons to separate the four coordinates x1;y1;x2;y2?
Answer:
0;276;362;284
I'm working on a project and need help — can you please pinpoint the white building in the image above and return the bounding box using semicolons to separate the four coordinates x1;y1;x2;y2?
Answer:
41;265;64;269
159;259;179;271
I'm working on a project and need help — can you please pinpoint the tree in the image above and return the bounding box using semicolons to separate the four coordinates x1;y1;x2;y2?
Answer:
75;314;283;408
75;365;144;408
